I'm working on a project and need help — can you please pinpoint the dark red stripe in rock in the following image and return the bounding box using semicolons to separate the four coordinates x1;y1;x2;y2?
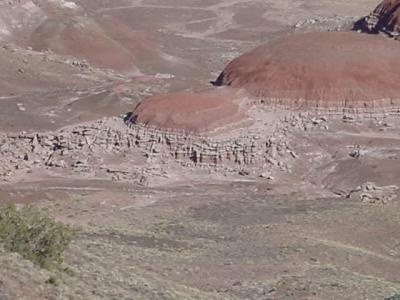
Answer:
215;31;400;111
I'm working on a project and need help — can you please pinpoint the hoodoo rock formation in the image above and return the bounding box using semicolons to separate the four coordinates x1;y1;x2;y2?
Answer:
215;31;400;113
131;89;251;134
356;0;400;37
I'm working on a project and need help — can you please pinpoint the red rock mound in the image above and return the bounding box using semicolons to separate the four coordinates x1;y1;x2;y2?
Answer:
358;0;400;36
29;15;158;73
215;31;400;111
0;1;164;74
131;89;250;134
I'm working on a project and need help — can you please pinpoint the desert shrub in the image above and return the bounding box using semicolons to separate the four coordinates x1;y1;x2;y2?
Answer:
386;295;400;300
0;204;75;269
46;275;60;286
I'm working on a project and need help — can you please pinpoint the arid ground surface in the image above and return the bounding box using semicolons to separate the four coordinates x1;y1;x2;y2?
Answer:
1;0;400;299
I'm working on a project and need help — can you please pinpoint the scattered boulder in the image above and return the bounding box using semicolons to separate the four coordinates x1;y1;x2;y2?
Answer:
347;182;399;204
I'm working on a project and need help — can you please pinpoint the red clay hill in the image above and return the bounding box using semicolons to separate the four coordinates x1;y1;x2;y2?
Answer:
29;15;157;73
357;0;400;37
214;31;400;112
131;88;251;135
131;0;400;134
132;29;400;133
0;0;168;74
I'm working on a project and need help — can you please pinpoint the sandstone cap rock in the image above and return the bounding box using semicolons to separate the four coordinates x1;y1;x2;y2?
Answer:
214;31;400;112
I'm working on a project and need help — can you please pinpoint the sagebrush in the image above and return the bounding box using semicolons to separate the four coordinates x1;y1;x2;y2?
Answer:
0;204;75;269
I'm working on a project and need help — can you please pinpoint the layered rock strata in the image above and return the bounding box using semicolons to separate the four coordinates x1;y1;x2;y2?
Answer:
357;0;400;37
0;113;328;181
215;31;400;114
0;0;163;73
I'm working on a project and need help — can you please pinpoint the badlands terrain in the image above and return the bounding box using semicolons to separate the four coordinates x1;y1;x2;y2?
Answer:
1;0;400;299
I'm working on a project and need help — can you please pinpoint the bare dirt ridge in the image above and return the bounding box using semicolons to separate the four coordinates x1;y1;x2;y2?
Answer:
1;1;400;300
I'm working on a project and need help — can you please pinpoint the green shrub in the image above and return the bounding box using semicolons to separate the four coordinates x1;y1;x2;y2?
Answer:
386;295;400;300
46;275;60;286
0;204;75;269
